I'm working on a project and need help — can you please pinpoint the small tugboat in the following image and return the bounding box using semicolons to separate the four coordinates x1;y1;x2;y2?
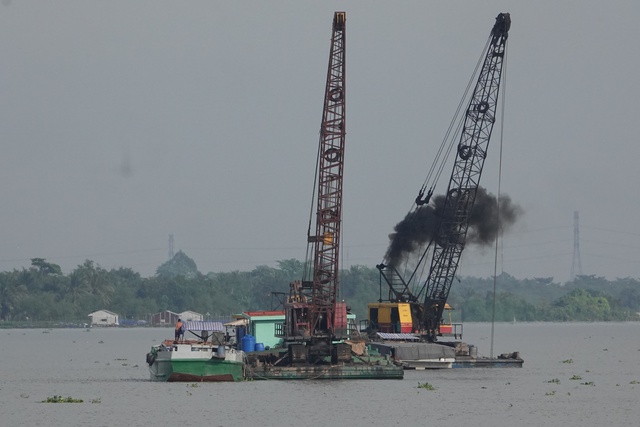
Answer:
146;321;245;382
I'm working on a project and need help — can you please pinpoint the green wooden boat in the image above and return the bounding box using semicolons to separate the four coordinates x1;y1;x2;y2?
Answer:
147;321;245;382
147;339;244;382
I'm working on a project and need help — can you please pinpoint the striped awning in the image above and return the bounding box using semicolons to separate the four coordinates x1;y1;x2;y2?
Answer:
184;321;224;332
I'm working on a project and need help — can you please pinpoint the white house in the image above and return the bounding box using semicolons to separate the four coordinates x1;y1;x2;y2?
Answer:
178;310;203;321
88;310;119;326
151;310;180;326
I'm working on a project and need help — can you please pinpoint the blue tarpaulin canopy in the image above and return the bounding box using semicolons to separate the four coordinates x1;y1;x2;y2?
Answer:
184;321;224;332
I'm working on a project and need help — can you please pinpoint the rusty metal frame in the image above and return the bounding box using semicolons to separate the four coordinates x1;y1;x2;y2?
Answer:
308;11;347;340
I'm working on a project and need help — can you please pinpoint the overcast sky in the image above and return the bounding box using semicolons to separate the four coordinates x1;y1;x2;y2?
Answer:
1;1;639;283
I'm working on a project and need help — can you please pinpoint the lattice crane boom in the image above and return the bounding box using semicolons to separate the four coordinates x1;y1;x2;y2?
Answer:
280;12;347;357
422;13;510;340
374;13;510;342
308;11;346;339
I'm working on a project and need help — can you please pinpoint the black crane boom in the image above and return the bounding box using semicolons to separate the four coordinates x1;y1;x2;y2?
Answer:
375;13;510;342
422;13;510;340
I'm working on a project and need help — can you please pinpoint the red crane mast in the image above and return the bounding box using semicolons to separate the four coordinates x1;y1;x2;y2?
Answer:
280;12;347;362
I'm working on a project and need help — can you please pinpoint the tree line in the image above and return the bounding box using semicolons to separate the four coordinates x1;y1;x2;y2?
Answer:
1;252;638;325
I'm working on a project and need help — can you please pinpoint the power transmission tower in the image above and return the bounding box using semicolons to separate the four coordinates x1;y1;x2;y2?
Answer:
570;211;583;280
168;234;174;261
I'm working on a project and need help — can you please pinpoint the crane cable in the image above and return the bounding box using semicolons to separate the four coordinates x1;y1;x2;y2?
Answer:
384;34;495;276
303;134;324;281
407;35;494;295
416;35;493;207
490;38;508;359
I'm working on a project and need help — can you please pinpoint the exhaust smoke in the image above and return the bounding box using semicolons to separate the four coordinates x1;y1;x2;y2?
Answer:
385;186;521;269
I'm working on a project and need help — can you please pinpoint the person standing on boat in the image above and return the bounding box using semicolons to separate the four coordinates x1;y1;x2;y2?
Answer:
175;318;184;342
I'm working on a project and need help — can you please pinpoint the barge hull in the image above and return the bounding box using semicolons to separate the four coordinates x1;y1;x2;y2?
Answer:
369;341;523;369
453;356;523;368
168;372;237;382
149;355;244;382
245;364;403;380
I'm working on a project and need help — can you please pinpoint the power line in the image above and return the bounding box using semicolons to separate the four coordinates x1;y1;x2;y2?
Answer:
168;234;175;261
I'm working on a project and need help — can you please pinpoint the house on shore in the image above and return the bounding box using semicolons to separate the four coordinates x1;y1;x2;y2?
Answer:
150;310;180;326
88;310;119;326
179;310;203;322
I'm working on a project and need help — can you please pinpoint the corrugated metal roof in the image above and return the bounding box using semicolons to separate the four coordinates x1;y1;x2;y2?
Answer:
184;321;224;332
243;310;285;317
377;332;420;341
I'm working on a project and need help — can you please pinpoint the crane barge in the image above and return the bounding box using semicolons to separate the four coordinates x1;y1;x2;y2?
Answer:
367;13;523;369
244;12;403;380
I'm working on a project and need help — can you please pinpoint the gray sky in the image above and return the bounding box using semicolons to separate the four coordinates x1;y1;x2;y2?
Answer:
1;1;639;283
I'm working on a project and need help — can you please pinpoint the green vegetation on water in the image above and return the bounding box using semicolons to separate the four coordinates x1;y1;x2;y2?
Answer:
417;382;437;390
1;254;639;325
42;395;84;403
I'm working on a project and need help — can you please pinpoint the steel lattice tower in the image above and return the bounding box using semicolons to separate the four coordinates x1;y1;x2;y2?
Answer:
281;12;346;349
309;11;346;340
570;211;583;280
421;14;510;338
168;234;174;261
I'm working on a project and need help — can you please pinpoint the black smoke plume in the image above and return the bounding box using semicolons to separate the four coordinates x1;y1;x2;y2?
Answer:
385;186;522;269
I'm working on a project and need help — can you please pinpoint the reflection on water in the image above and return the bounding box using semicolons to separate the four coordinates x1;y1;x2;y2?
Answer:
1;323;639;426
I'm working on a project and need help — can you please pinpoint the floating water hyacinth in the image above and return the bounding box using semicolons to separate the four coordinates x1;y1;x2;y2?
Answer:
417;382;436;390
42;395;84;403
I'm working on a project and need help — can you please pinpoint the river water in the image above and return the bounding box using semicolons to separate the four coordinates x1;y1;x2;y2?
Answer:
1;322;638;426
